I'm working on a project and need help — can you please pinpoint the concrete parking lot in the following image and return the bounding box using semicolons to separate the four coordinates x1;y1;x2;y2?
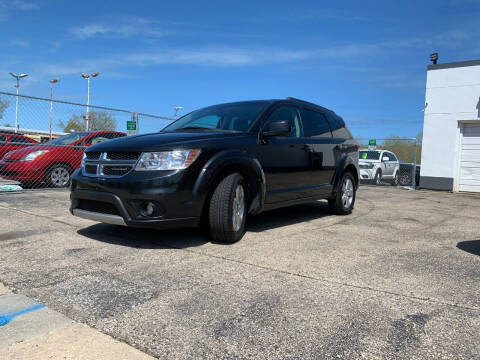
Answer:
0;186;479;359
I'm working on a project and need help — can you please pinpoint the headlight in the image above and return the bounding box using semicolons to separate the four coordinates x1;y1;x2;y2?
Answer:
135;150;201;171
22;150;49;162
81;152;86;167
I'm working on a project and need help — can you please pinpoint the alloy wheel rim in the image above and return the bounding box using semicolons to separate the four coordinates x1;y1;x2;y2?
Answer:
51;167;70;186
341;178;354;209
232;184;245;232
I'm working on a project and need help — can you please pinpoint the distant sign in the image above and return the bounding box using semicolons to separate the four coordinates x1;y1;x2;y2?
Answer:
127;120;137;135
368;139;376;151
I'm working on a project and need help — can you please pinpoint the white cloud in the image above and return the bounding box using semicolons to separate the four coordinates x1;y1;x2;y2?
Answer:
9;39;30;47
0;0;39;10
70;16;166;40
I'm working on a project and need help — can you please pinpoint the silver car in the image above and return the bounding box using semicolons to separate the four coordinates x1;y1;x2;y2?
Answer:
359;150;400;185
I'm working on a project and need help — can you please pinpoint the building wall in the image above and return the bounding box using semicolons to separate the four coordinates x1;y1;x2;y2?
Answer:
420;61;480;190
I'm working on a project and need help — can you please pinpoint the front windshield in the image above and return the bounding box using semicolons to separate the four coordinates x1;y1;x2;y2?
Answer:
46;132;88;145
163;102;270;132
360;150;381;160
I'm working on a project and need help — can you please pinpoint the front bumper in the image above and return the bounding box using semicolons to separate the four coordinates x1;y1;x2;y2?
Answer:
0;160;45;181
70;168;203;230
359;168;375;180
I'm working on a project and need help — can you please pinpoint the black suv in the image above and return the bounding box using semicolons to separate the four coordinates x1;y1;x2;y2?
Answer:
70;98;359;243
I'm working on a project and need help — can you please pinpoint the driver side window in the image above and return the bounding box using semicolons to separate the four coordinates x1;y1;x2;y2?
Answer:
264;106;303;138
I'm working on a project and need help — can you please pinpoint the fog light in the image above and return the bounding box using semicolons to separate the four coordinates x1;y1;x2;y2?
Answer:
139;201;159;217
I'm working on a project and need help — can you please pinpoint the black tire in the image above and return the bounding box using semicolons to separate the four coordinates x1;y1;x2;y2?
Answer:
209;173;247;243
328;172;356;215
374;170;382;185
390;172;399;186
45;164;73;188
399;173;412;186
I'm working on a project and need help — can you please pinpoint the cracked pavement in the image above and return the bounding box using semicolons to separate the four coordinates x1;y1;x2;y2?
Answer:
0;186;479;359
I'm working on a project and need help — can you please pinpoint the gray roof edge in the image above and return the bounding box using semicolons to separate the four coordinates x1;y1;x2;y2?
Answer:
428;59;480;71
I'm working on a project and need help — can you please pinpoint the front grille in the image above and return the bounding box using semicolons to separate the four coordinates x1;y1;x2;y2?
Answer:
76;199;120;216
85;152;101;160
102;165;132;176
82;151;138;178
4;159;20;162
85;165;97;174
106;152;140;161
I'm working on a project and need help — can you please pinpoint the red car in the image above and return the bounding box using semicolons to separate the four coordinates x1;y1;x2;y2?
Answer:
0;131;126;188
0;133;40;159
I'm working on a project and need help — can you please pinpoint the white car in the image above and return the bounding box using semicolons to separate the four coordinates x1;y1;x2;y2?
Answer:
359;150;400;185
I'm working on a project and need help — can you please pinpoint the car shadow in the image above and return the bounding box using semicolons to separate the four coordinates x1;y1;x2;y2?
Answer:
77;200;333;249
457;240;480;256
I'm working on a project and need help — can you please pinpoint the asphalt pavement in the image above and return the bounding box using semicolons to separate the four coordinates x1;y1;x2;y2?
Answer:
0;186;479;359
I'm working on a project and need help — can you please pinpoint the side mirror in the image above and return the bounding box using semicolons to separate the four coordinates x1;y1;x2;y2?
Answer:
382;156;390;162
262;121;291;137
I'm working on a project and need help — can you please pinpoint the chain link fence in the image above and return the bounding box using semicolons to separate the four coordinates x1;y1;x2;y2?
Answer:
0;91;173;191
356;138;421;188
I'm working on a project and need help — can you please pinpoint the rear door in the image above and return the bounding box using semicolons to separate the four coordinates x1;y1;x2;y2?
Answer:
256;105;312;204
300;107;336;196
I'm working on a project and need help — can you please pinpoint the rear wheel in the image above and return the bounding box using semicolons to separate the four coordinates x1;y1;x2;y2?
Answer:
328;172;356;215
209;173;247;243
46;164;72;188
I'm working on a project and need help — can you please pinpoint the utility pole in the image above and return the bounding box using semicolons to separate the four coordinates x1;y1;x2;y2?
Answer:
49;78;60;140
9;72;28;133
81;72;99;131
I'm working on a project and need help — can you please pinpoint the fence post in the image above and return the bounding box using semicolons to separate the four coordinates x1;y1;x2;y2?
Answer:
412;138;417;189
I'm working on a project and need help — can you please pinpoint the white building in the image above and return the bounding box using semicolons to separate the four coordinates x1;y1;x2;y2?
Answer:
420;59;480;192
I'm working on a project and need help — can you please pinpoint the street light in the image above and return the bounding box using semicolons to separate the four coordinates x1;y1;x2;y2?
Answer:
173;106;184;119
49;78;60;140
81;72;100;131
9;72;28;133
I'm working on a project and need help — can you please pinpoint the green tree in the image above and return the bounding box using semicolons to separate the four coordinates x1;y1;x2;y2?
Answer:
58;111;117;132
379;135;422;164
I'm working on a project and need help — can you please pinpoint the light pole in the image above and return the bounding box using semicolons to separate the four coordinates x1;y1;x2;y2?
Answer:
9;72;28;133
49;78;60;140
81;72;99;131
173;106;184;119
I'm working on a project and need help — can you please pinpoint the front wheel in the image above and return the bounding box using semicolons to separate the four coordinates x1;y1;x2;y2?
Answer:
209;173;247;243
390;172;399;186
328;172;356;215
46;164;72;188
374;170;382;185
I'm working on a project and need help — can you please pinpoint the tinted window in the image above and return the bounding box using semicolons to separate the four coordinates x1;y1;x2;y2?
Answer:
301;109;331;138
0;136;6;143
388;152;398;161
163;102;270;132
10;136;31;144
325;113;345;131
264;106;303;138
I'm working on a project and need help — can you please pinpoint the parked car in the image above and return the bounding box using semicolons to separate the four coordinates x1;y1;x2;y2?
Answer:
0;131;126;188
359;149;400;185
70;98;359;243
0;132;39;159
399;163;421;187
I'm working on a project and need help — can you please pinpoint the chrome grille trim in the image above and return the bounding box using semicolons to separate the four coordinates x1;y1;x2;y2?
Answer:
82;151;138;178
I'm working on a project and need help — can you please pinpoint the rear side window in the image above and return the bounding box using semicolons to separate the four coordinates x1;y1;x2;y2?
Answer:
388;152;398;161
0;136;6;143
300;108;331;138
10;136;31;144
325;113;345;131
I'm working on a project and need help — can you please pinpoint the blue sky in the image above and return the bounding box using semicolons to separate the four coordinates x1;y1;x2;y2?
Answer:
1;0;480;138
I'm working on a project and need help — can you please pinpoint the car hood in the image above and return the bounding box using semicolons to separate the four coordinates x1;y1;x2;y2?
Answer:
359;159;379;164
2;145;59;160
87;131;251;152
